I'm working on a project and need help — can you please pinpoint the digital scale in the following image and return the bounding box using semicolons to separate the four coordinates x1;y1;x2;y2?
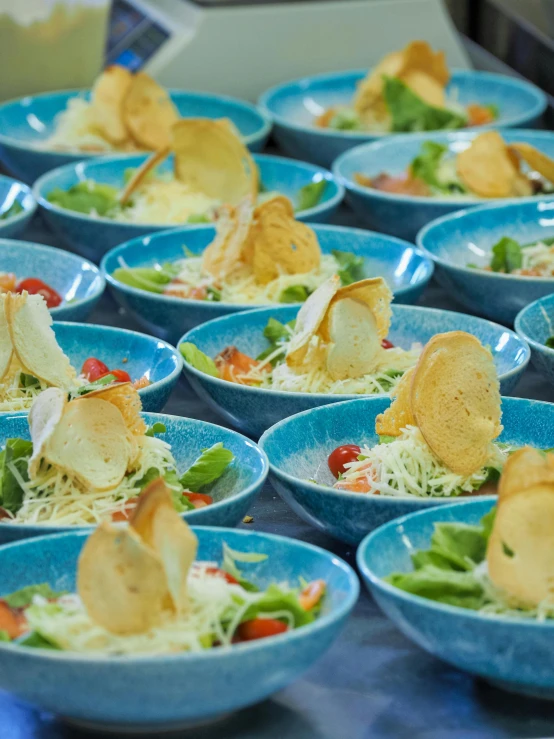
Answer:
106;0;471;101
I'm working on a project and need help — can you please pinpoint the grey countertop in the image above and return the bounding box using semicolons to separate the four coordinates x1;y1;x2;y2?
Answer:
2;198;554;739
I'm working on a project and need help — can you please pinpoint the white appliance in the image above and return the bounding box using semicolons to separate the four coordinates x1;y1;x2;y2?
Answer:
106;0;471;101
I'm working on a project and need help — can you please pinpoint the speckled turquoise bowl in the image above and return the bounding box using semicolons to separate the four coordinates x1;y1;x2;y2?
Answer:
0;411;268;543
0;238;104;322
259;396;554;545
181;303;529;438
0;175;36;238
0;523;357;729
515;292;554;387
358;498;554;699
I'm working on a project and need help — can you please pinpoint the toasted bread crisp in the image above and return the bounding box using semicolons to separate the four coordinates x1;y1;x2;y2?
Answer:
78;480;199;634
81;382;146;437
119;147;170;205
5;293;75;389
28;387;68;478
201;198;254;280
510;142;554;186
400;70;445;107
123;72;179;150
410;331;502;476
173;118;257;205
487;447;554;607
0;296;13;382
457;132;518;198
90;65;133;145
375;367;416;437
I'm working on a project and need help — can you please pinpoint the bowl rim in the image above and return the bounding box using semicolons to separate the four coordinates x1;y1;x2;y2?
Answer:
0;87;273;151
356;497;554;629
101;223;434;311
0;522;359;663
417;198;554;284
32;152;343;228
258;68;548;140
0;174;37;226
332;129;554;207
0;237;105;317
0;410;269;528
258;394;543;506
179;302;529;402
514;293;554;356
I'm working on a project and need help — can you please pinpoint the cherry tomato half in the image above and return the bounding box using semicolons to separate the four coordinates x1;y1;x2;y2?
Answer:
237;618;288;642
101;369;132;384
205;567;239;585
183;492;213;509
381;339;394;349
16;278;62;308
328;444;361;478
81;357;109;382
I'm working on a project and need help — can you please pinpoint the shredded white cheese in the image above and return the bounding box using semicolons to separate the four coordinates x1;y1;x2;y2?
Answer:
42;98;131;153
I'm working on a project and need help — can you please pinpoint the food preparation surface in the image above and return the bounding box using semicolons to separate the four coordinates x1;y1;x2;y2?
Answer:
2;210;554;739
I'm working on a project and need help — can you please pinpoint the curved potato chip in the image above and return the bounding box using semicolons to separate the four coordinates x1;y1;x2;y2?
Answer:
202;198;254;279
0;296;13;382
44;398;134;491
78;522;169;635
487;480;554;608
249;198;321;285
81;382;146;437
131;478;198;614
286;275;340;368
375;367;416;437
173;119;257;205
399;70;445;108
5;293;75;389
411;331;502;476
28;387;68;479
123;72;179;150
457;132;517;198
401;41;449;86
90;65;132;145
323;278;392;340
510;142;554;186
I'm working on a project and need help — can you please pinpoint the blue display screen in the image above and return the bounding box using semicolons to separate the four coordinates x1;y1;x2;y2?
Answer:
107;0;170;70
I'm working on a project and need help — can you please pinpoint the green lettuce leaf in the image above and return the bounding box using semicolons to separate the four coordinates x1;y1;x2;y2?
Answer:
18;373;40;390
546;337;554;349
5;583;65;609
383;77;467;133
386;566;486;610
331;249;365;286
241;583;314;626
46;181;120;216
297;180;327;211
73;373;117;397
328;108;362;131
279;285;309;303
256;317;295;364
145;422;167;438
410;141;448;189
18;631;60;650
112;266;176;294
1;438;33;514
490;237;523;273
0;201;24;221
0;630;10;642
179;442;234;490
179;342;219;378
187;213;211;224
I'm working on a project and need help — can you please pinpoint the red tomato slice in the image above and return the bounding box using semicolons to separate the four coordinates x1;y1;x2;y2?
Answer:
184;492;213;509
81;357;110;382
99;369;132;384
111;497;139;522
0;601;27;639
204;567;239;585
237;618;288;641
16;278;62;308
328;444;361;478
381;339;394;349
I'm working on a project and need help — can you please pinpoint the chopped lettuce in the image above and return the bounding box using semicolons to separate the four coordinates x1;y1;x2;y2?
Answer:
73;373;117;397
490;237;523;273
383;77;467;133
113;265;178;294
0;439;33;514
18;631;60;650
297;180;327;211
328;108;363;131
46;181;121;217
386;510;494;610
187;213;211;224
19;373;40;390
145;422;167;438
0;201;24;221
5;583;65;609
410;141;448;189
179;342;219;378
331;249;365;286
0;630;10;642
241;583;315;627
279;285;310;303
179;442;234;491
546;336;554;349
256;317;295;364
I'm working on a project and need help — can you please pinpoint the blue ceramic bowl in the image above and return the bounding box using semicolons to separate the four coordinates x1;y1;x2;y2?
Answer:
418;199;554;325
0;522;356;729
515;292;554;386
0;175;36;238
0;411;268;544
45;322;182;414
259;394;549;544
34;153;343;262
333;129;554;242
357;498;554;699
0;238;104;322
0;89;272;183
259;69;547;168
102;224;427;345
182;303;529;438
